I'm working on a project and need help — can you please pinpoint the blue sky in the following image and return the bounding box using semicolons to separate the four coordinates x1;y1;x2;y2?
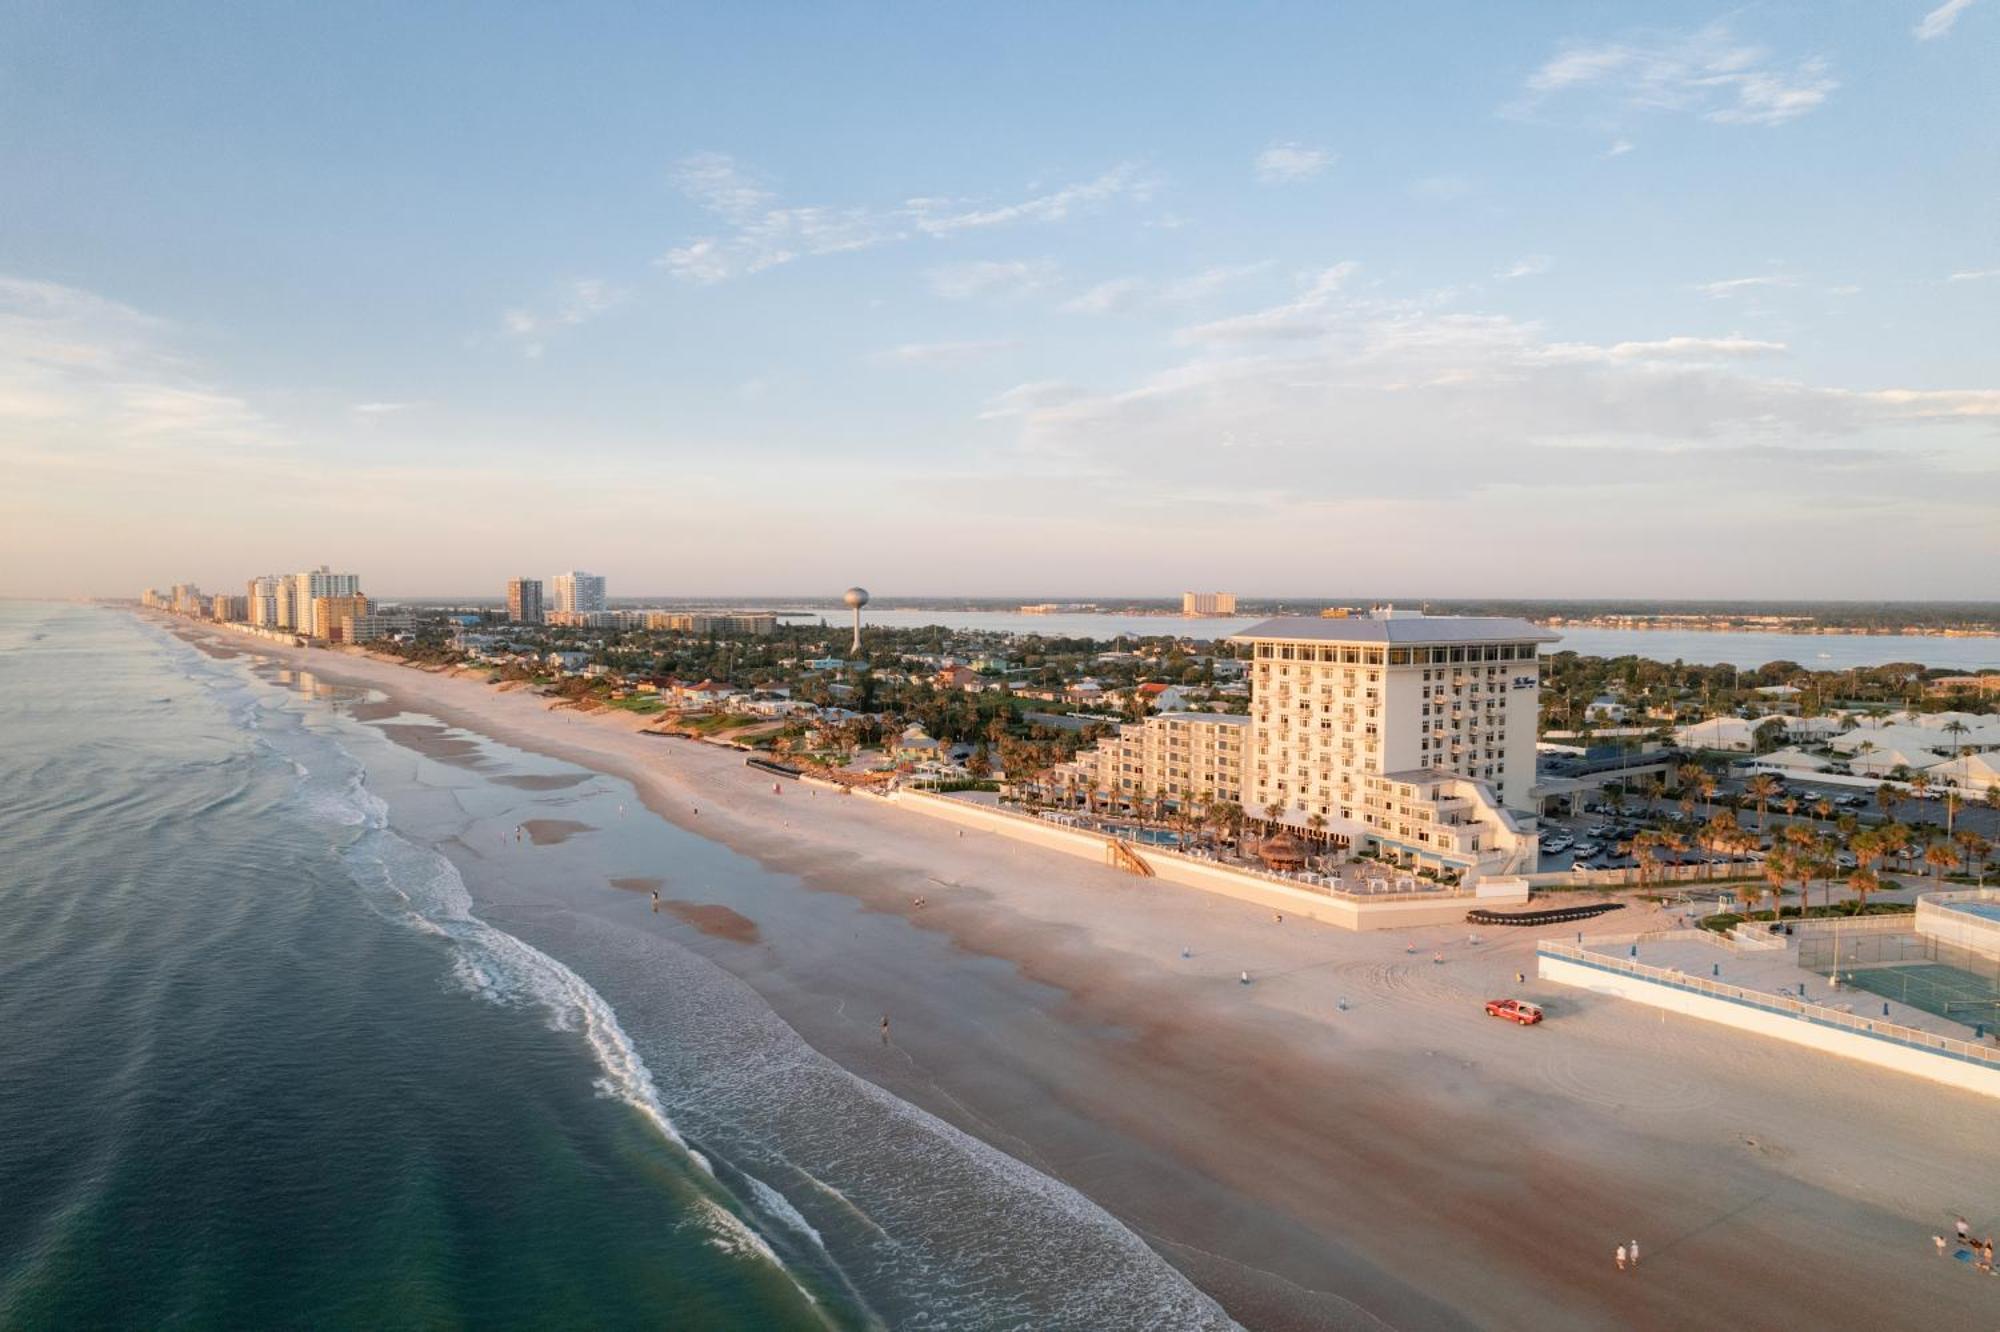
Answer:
3;1;1995;598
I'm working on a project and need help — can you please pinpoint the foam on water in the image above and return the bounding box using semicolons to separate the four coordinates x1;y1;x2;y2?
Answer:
153;623;1236;1331
173;649;849;1309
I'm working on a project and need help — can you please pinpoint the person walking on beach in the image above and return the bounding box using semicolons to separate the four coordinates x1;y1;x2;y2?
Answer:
880;1015;890;1044
1628;1239;1639;1269
1615;1245;1627;1272
1957;1216;1971;1244
1934;1235;1949;1258
650;890;660;914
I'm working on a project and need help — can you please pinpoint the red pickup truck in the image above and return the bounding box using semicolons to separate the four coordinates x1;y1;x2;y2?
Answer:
1485;998;1544;1026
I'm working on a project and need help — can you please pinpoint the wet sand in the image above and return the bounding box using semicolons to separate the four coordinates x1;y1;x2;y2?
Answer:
608;876;666;894
493;773;594;791
663;901;762;944
520;819;593;846
158;621;2000;1331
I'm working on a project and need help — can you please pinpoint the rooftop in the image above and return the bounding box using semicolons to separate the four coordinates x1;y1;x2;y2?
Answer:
1155;711;1251;726
1230;613;1559;646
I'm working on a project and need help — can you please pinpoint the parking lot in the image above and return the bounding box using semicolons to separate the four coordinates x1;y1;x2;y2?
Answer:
1534;768;1999;876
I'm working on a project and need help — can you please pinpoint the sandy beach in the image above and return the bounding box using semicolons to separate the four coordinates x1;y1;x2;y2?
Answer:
169;621;2000;1330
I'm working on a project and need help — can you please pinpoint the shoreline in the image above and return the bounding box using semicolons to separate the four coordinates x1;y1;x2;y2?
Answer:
158;616;2000;1330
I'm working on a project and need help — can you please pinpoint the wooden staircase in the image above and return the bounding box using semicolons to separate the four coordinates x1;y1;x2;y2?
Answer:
1106;839;1155;876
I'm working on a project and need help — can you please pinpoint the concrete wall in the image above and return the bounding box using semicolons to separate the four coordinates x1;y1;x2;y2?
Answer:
1539;950;2000;1100
889;790;1515;930
1916;890;2000;960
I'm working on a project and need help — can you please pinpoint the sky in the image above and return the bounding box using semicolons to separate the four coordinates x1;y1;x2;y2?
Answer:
2;1;1996;600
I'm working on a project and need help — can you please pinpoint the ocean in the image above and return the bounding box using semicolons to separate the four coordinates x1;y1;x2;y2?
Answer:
0;604;1229;1329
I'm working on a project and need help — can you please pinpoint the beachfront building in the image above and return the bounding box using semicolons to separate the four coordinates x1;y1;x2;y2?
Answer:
507;577;544;624
246;575;286;627
210;594;247;623
1054;712;1250;811
1231;609;1555;879
643;611;777;635
1182;591;1237;616
311;594;370;642
551;571;607;615
290;567;361;637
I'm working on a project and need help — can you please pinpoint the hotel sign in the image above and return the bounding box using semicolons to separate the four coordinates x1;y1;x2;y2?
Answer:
1511;675;1537;691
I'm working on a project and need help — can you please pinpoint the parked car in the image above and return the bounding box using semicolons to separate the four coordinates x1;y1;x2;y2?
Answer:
1485;998;1544;1026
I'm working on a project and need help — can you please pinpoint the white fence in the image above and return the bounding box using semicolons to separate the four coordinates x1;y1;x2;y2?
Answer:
1538;939;2000;1098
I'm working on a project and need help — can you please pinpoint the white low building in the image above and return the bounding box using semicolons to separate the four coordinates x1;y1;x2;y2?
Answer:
1927;752;2000;793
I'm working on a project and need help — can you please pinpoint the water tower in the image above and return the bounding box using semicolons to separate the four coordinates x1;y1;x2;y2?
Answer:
842;587;870;656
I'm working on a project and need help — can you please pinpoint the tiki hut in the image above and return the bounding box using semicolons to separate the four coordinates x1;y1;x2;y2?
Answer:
1257;830;1307;871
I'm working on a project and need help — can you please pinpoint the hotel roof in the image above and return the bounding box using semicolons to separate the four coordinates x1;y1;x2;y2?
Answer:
1154;711;1252;726
1230;615;1559;645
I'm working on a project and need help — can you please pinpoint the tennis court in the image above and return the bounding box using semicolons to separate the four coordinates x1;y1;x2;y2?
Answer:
1799;931;2000;1028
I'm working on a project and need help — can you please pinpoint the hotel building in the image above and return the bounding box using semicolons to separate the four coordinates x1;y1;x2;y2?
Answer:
507;577;544;624
1182;591;1237;616
552;571;607;615
246;575;286;627
1231;609;1556;877
1057;712;1251;809
644;611;777;636
290;567;361;637
310;594;370;642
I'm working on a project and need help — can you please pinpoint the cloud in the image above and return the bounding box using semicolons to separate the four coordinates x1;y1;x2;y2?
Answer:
978;380;1087;419
658;154;1151;283
1062;278;1147;315
1605;138;1637;157
1254;143;1332;184
1915;0;1977;39
1695;274;1797;298
926;258;1057;300
1948;267;2000;282
1515;24;1836;127
1532;335;1788;363
351;401;421;415
0;275;282;454
1173;263;1359;344
908;164;1154;236
987;292;1999;527
873;339;1019;365
1496;255;1554;280
498;278;627;355
1061;263;1271;316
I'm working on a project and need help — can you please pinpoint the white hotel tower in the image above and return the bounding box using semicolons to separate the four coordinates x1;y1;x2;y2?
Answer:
1232;608;1558;877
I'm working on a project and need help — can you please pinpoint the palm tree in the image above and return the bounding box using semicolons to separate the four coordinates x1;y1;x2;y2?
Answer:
1953;829;1989;886
1759;849;1793;925
1876;783;1900;823
1847;866;1881;913
1632;830;1664;892
1641;776;1664;818
1878;821;1912;878
1745;773;1779;832
1910;771;1932;803
1924;838;1960;881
